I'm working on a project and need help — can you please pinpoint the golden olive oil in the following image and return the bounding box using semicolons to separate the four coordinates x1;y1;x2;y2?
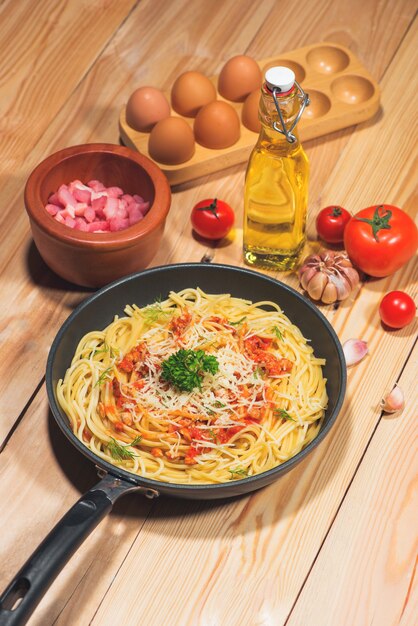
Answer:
243;70;309;270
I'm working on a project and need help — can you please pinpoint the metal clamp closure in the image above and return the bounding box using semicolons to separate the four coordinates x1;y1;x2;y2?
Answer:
272;81;310;143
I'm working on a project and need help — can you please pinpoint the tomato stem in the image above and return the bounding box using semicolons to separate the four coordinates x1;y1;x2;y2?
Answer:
196;198;220;220
354;204;392;241
331;207;342;217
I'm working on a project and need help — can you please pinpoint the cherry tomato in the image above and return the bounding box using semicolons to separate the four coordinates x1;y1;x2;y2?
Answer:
316;205;351;243
344;204;418;277
191;198;234;240
379;291;416;329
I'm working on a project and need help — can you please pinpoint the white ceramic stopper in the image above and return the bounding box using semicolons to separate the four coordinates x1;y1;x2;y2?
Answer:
265;66;295;92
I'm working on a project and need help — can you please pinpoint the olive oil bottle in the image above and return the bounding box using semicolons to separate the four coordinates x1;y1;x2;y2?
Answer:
243;66;310;270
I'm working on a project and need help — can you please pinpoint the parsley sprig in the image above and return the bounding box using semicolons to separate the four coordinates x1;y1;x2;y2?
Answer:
161;349;219;392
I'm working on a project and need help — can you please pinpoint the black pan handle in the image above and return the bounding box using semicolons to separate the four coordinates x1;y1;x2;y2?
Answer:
0;472;159;626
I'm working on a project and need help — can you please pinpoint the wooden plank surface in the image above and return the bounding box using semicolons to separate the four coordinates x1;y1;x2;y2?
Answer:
0;1;416;626
287;341;418;626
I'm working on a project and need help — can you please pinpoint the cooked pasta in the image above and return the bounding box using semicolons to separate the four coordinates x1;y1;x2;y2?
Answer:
57;288;327;484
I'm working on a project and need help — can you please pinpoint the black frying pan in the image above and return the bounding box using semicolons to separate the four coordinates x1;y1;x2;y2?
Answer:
0;263;346;625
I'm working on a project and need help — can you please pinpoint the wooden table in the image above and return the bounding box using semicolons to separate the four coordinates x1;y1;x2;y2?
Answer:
0;1;417;624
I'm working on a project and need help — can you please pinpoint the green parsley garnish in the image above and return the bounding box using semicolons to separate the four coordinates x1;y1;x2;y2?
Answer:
272;326;284;341
161;349;219;392
229;467;249;479
274;408;296;422
108;435;142;461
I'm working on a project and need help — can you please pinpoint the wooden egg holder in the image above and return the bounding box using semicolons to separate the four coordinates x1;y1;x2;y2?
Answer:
119;42;380;186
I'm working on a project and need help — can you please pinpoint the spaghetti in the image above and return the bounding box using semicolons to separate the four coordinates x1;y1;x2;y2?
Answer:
57;288;327;484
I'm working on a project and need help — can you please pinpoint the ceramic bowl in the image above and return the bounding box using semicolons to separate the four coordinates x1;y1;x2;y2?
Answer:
24;143;171;288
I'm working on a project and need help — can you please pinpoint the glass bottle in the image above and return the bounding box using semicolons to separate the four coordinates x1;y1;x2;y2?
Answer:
243;66;310;270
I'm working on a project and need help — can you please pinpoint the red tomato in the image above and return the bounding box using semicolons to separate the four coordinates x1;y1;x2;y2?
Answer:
316;205;351;243
191;198;234;240
344;205;418;277
379;291;416;329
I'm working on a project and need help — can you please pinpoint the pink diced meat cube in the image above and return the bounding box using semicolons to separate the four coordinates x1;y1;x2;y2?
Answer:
84;207;96;223
103;196;119;220
91;196;107;215
87;180;106;192
74;218;89;232
87;221;110;232
57;185;77;209
109;217;130;232
75;202;88;216
65;216;76;229
73;186;92;203
107;186;124;198
45;204;60;216
48;192;64;207
55;212;65;223
128;204;145;226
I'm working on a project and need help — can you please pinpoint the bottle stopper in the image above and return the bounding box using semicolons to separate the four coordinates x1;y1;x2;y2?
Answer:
265;66;295;93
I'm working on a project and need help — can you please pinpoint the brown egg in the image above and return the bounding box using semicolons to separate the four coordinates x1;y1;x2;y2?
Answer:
218;55;262;102
148;116;195;165
194;101;240;149
126;87;171;132
242;89;261;133
171;71;217;117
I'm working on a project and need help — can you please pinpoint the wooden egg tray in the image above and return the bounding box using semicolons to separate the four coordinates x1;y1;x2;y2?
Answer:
119;42;380;186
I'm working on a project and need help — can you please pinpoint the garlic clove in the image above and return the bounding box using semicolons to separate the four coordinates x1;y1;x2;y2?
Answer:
343;267;360;289
322;281;338;304
343;338;368;367
381;384;405;413
307;271;328;301
300;266;317;290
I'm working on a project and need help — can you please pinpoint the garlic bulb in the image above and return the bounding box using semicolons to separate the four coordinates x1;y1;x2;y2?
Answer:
298;250;360;304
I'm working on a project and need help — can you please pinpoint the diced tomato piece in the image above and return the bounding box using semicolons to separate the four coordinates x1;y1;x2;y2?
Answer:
82;427;92;442
114;421;125;432
169;310;192;336
118;343;148;373
151;447;164;458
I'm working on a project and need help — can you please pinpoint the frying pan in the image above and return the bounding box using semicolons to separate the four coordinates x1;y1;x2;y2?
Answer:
0;263;346;625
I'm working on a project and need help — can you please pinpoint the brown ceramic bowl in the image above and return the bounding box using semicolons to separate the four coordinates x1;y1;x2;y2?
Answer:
24;143;171;288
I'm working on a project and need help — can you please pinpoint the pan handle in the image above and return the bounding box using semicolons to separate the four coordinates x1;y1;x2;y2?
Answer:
0;472;159;626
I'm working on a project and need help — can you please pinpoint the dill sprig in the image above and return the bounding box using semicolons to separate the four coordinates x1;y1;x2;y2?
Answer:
141;298;169;325
94;366;114;387
229;467;249;479
107;435;142;461
274;408;296;422
272;326;284;341
161;349;219;392
229;316;247;326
